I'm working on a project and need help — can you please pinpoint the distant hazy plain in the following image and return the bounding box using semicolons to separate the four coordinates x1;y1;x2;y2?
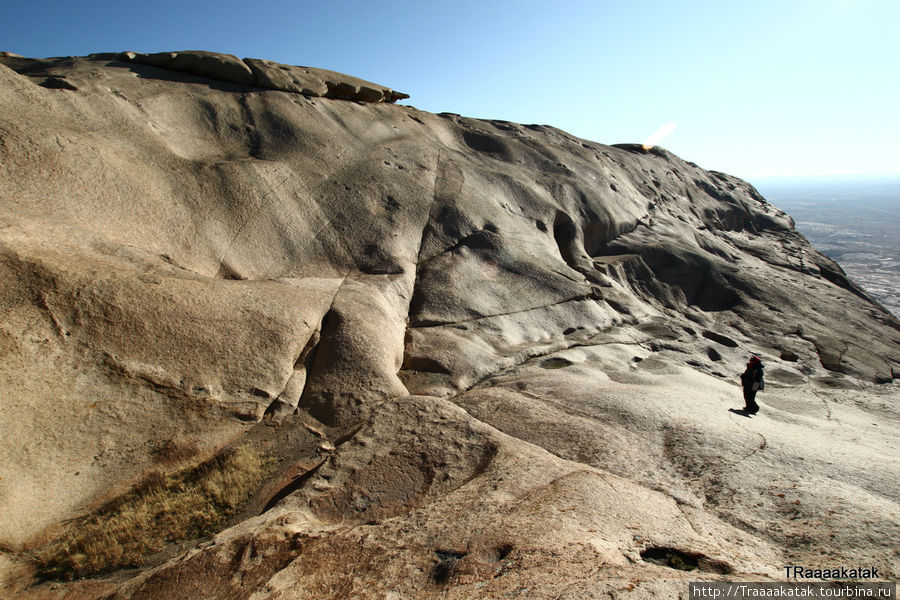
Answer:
753;175;900;317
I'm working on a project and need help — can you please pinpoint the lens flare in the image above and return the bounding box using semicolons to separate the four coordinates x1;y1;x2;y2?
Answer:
642;122;677;150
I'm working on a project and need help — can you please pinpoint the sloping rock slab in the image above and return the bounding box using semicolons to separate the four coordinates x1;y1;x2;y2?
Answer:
244;58;409;103
120;50;409;103
131;50;255;85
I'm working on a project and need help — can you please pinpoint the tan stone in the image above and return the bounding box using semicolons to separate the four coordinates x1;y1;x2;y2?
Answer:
132;50;255;85
243;57;407;102
0;53;897;599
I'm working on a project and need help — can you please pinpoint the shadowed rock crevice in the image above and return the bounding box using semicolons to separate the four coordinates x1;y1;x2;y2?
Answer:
297;308;345;425
553;210;582;273
702;330;738;348
612;244;746;312
407;292;595;329
263;326;322;424
402;356;452;374
38;76;78;91
258;460;326;515
431;550;466;584
639;547;732;574
461;129;508;156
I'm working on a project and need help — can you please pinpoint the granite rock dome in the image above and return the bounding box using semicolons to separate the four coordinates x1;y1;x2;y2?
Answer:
0;52;897;599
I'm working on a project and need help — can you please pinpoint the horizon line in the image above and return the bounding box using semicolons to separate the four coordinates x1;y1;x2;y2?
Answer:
744;171;900;181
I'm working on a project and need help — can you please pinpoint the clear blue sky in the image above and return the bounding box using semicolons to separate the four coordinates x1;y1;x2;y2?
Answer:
3;0;898;180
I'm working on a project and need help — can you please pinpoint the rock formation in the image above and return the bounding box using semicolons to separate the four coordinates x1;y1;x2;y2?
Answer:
0;52;897;599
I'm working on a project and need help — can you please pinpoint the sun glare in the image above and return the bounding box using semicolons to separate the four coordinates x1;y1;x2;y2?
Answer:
642;122;678;150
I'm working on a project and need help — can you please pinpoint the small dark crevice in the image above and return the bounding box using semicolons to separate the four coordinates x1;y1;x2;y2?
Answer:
332;420;367;447
237;93;265;159
411;292;594;329
469;442;499;481
259;461;326;514
417;227;501;266
640;547;732;574
495;544;514;560
450;441;499;492
216;260;245;280
431;550;466;584
296;310;334;414
357;243;405;275
461;129;507;155
702;330;738;348
553;210;580;273
39;76;78;91
402;356;451;374
263;328;322;422
540;357;573;369
604;297;632;315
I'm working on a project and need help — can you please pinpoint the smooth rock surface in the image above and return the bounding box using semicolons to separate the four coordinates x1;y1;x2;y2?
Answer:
132;50;256;85
0;53;897;599
92;50;409;102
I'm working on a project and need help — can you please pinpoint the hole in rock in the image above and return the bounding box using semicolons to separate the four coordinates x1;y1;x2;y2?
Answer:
495;544;514;560
640;547;731;574
553;211;580;271
431;550;466;584
541;357;573;369
780;349;799;362
402;356;451;374
605;298;631;315
702;330;738;348
461;130;506;155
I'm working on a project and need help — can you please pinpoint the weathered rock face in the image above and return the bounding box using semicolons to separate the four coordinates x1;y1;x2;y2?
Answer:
0;53;898;599
1;50;409;103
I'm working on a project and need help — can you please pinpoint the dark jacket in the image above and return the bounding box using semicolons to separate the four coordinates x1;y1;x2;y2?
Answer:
741;361;764;391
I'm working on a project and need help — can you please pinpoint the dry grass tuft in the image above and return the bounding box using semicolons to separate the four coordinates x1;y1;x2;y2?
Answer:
33;444;274;580
151;438;200;464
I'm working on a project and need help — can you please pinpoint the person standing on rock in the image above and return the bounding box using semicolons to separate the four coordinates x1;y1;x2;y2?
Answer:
740;355;764;414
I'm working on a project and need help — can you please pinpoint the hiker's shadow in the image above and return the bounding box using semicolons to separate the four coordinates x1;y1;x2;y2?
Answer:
728;408;753;418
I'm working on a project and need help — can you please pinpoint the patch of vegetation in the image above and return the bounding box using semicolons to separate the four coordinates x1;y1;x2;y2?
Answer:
34;444;275;580
150;438;200;464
